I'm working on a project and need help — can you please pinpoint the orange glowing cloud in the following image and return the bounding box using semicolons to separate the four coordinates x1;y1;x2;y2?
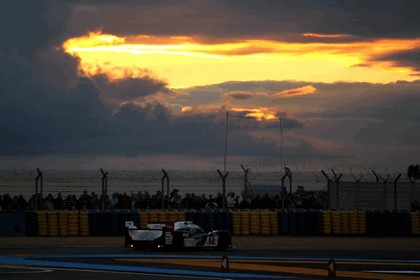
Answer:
231;107;278;120
180;105;277;121
63;32;420;88
302;33;352;39
275;85;317;97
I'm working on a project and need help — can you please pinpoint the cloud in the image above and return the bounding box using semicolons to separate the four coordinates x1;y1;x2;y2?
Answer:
90;74;172;110
58;1;420;43
371;49;420;74
274;85;317;97
1;0;420;171
224;91;253;100
0;1;49;57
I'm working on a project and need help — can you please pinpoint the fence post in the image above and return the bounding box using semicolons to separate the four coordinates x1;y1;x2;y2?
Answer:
394;173;402;209
285;166;292;194
161;169;169;209
372;170;391;208
35;168;43;210
100;168;108;209
321;170;331;209
240;165;251;195
217;169;229;210
331;169;342;209
351;174;364;209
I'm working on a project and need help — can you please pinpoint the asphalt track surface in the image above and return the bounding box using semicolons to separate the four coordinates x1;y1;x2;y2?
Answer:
1;236;420;280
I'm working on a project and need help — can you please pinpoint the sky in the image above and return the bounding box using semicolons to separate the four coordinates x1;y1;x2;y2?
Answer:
1;0;420;173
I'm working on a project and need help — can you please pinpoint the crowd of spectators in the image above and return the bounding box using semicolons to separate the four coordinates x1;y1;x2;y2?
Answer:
0;186;327;211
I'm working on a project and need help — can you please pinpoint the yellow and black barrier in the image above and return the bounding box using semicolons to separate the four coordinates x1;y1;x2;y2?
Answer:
10;209;418;237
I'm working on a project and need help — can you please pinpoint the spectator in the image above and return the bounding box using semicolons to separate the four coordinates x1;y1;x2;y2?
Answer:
89;193;101;209
43;194;54;210
239;191;251;209
205;194;218;209
108;193;118;209
17;195;28;210
226;192;236;209
199;194;208;208
170;189;181;209
181;193;193;209
53;193;64;209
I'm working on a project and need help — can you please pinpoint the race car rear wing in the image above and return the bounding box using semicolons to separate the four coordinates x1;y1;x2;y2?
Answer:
124;221;176;233
125;220;194;231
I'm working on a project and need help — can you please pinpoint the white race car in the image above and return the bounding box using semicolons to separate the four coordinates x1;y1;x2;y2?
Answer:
125;221;232;250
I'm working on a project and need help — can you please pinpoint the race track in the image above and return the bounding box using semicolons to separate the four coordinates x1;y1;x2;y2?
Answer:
1;237;419;279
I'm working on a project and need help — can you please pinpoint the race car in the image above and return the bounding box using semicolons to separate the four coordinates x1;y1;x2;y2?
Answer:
124;220;232;250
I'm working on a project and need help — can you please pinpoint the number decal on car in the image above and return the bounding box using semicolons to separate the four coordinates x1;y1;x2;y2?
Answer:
204;236;219;247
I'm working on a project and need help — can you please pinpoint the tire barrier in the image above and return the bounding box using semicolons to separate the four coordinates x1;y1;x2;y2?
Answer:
158;210;168;223
0;212;26;236
168;211;178;222
110;211;120;236
366;210;411;237
410;211;420;235
287;210;297;235
260;210;271;235
341;211;350;235
304;209;323;236
331;210;342;235
148;210;159;223
98;211;110;236
295;209;306;235
12;209;420;237
270;211;278;235
231;211;241;235
68;210;80;236
36;211;48;236
139;211;148;229
46;211;58;237
58;211;68;236
177;210;186;221
322;210;332;235
241;211;250;235
230;210;279;236
357;210;367;235
249;210;261;234
79;210;89;236
278;210;288;235
25;212;38;236
46;212;55;236
88;210;99;236
349;211;359;235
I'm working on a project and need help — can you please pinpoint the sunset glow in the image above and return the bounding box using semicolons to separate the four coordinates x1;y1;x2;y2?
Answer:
3;0;420;173
231;107;278;120
63;32;420;88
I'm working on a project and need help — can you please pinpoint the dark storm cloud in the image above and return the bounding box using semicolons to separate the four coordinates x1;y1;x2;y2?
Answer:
0;1;49;57
62;0;420;42
371;49;420;74
0;0;230;157
91;74;171;106
222;0;420;39
1;0;420;169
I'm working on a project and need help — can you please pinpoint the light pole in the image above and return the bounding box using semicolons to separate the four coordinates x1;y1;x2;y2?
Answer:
224;111;285;174
223;111;285;198
279;117;284;177
223;111;229;174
